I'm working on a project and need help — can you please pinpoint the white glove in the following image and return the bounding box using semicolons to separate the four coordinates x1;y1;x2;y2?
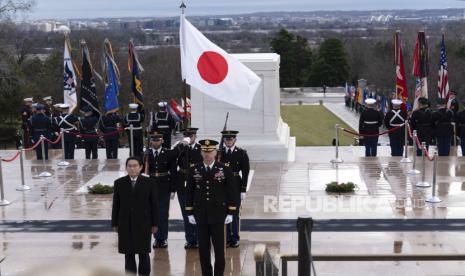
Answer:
188;215;196;225
170;192;176;200
182;137;191;145
141;173;149;177
240;192;246;201
224;214;233;224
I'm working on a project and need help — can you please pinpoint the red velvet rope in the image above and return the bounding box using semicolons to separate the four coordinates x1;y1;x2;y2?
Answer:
408;124;434;161
43;133;62;145
341;124;403;137
1;151;21;162
24;137;44;151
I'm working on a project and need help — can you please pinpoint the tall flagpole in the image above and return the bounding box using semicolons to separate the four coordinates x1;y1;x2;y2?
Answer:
180;1;189;128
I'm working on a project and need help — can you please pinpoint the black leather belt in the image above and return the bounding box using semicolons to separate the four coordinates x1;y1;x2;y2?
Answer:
150;172;169;177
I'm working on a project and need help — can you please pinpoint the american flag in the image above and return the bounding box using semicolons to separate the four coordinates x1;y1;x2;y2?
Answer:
437;34;449;99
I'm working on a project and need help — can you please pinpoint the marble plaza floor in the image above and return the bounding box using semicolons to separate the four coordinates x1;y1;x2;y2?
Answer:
1;147;465;275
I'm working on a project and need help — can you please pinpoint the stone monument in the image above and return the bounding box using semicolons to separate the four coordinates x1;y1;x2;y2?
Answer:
191;53;295;162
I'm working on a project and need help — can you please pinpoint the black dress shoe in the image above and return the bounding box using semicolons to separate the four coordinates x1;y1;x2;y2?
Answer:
152;241;159;249
226;242;231;248
229;241;240;248
159;240;168;248
184;242;198;249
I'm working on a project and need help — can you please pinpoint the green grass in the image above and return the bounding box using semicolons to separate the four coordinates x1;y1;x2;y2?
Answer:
281;105;355;146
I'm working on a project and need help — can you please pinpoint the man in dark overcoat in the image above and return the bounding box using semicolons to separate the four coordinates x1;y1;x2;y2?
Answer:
112;157;159;276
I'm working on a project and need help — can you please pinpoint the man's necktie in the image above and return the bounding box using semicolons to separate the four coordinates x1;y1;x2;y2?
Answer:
228;149;232;155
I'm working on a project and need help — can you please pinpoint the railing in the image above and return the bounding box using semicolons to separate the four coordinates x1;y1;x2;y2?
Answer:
254;243;279;276
255;217;465;276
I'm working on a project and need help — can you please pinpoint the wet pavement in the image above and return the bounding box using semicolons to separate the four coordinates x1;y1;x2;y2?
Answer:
1;147;465;275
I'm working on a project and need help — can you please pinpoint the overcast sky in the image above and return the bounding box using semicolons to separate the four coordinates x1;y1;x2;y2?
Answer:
27;0;465;19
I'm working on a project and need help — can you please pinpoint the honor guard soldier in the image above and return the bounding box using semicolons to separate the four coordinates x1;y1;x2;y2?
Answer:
21;97;33;148
125;103;145;158
384;99;407;156
43;96;53;117
173;127;202;249
49;103;63;149
220;130;250;248
100;111;122;159
150;101;176;148
56;104;79;159
186;139;237;276
29;104;52;160
359;98;384;157
144;133;177;249
79;106;100;159
410;97;433;156
448;91;459;117
457;100;465;156
432;98;454;156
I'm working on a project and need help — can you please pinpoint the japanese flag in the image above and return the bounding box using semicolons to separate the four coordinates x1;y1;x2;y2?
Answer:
180;14;262;109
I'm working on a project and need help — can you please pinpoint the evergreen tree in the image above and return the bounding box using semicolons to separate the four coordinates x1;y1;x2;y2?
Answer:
308;38;350;87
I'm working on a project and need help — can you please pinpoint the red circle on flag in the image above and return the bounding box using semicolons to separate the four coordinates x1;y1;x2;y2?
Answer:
197;51;228;84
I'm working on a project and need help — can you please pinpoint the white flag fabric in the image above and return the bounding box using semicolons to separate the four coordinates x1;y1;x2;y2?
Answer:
180;14;261;109
63;38;78;113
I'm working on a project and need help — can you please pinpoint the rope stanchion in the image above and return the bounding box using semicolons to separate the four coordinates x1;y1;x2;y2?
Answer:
408;130;420;175
57;130;69;167
0;157;10;206
416;142;431;188
401;123;411;163
38;136;52;178
16;147;30;191
426;151;441;203
331;124;343;163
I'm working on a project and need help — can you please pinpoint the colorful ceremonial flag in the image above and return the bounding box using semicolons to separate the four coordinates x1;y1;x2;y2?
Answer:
412;31;429;110
80;40;100;116
103;39;120;114
167;104;182;123
181;97;191;118
170;99;185;118
394;31;408;111
63;34;78;113
128;40;144;111
437;34;449;100
180;13;261;109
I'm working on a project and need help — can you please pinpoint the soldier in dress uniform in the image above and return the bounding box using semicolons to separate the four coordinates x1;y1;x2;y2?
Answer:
79;106;100;159
49;103;63;149
125;103;145;158
144;133;177;249
219;130;250;248
43;96;53;117
29;104;52;160
456;100;465;156
359;98;384;157
173;127;202;249
448;91;459;117
432;98;454;156
21;97;33;148
186;139;237;276
56;104;79;159
384;99;408;156
150;101;176;148
410;97;433;156
100;111;122;159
